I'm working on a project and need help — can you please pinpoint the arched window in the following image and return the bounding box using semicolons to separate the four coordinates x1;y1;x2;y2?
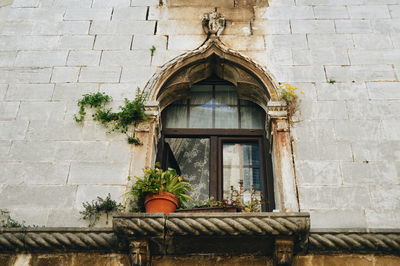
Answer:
157;78;275;211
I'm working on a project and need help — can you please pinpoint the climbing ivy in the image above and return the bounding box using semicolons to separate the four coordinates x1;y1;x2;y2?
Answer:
74;90;149;144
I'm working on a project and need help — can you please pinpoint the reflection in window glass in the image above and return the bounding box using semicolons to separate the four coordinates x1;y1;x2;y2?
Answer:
215;106;238;128
164;138;210;204
189;105;213;128
222;142;262;204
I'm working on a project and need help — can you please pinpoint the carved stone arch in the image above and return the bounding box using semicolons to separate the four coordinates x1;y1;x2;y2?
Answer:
139;38;299;213
143;38;280;111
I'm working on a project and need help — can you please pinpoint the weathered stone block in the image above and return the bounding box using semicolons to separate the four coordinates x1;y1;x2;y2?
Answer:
349;49;400;65
79;67;122;82
0;141;11;160
294;141;353;161
292;120;335;142
92;0;130;7
131;0;159;6
64;8;112;21
0;51;16;67
365;209;400;228
47;208;84;227
220;35;265;50
307;33;354;48
7;7;65;21
53;83;99;100
314;6;349;19
317;82;368;101
382;120;400;140
59;21;91;35
312;101;348;119
15;51;68;67
9;141;57;161
6;83;54;101
68;162;129;185
291;20;335;33
51;67;80;83
119;66;157;83
52;0;92;7
348;5;390;19
295;160;341;186
27;120;82;141
335;120;383;141
0;162;24;184
223;21;252;36
55;141;108;161
252;20;290;35
299;186;371;209
0;102;19;120
270;66;326;82
292;48;350;65
262;6;314;19
100;51;151;66
335;20;372;33
59;35;95;50
309;209;367;229
67;50;101;66
168;35;205;50
12;0;39;8
325;65;396;82
23;162;70;185
370;185;400;209
353;34;393;48
90;20;156;34
132;35;167;50
112;7;147;20
0;121;28;140
342;161;398;185
18;102;65;121
0;185;77;208
157;20;204;35
266;34;308;49
94;35;132;50
367;82;400;99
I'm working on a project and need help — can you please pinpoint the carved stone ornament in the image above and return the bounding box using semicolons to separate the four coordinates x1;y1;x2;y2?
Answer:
202;10;226;37
274;237;294;266
129;240;149;266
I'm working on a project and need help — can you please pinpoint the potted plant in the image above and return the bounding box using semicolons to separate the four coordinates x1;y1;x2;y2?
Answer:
130;167;193;214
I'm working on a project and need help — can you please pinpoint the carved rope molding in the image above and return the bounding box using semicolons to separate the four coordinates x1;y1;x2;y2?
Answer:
308;231;400;254
0;228;119;252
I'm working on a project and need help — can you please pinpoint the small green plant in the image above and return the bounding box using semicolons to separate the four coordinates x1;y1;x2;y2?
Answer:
130;167;193;212
328;79;336;84
278;83;303;119
74;90;149;144
80;194;123;227
150;45;156;56
0;209;26;228
74;92;111;123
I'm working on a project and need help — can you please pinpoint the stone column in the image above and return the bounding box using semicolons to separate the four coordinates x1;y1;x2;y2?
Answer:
268;101;299;212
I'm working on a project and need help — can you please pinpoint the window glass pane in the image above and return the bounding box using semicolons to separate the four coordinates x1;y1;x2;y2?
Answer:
215;85;237;105
222;142;262;205
165;105;187;128
191;85;213;104
215;106;238;128
240;105;264;129
165;138;210;204
189;105;213;128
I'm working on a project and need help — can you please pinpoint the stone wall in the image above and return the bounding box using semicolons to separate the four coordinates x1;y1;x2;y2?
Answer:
0;0;399;229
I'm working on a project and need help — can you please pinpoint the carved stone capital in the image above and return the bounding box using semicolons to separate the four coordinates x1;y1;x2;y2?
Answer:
129;240;149;266
144;101;159;118
274;237;294;266
268;101;288;120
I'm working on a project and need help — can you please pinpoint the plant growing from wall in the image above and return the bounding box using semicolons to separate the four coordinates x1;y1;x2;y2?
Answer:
278;83;303;120
0;209;26;228
80;194;123;227
74;90;149;144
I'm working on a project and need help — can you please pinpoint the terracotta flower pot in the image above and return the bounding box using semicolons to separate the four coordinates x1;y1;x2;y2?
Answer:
144;191;179;214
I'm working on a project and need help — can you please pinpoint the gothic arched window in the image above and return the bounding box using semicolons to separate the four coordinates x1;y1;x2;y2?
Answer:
157;78;275;211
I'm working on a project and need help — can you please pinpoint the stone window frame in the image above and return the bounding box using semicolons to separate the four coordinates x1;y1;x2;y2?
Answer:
129;38;299;213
